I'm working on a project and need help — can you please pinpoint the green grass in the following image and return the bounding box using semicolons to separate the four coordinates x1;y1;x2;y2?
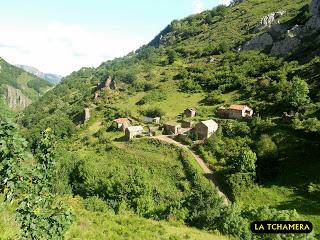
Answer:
65;197;230;240
237;185;320;234
57;136;194;204
0;195;230;240
232;126;320;234
0;202;20;240
115;81;204;121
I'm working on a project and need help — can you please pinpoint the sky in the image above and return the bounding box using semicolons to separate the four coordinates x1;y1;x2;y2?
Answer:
0;0;231;76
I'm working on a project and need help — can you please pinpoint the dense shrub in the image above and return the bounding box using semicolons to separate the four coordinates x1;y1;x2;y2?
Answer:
204;90;224;104
137;89;168;105
140;107;165;118
226;172;255;199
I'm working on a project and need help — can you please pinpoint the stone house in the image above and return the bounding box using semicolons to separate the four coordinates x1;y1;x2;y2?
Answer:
218;104;253;119
184;108;197;118
181;121;194;128
195;120;218;140
164;123;182;135
113;118;131;131
125;126;144;141
142;116;161;124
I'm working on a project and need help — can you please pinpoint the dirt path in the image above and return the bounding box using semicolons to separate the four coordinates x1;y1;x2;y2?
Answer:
151;135;229;205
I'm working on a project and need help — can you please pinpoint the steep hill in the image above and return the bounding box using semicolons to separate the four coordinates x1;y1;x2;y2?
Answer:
19;0;320;239
15;64;62;84
0;57;53;117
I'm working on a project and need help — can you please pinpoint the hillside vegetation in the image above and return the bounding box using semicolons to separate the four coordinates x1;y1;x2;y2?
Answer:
0;57;53;117
5;0;320;239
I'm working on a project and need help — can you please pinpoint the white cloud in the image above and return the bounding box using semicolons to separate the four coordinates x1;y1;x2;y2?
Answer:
192;0;204;14
0;22;149;76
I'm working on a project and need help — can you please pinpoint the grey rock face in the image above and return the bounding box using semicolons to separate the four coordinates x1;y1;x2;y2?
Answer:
104;76;117;90
243;0;320;56
304;0;320;31
287;25;302;38
270;37;301;56
255;11;286;31
243;33;273;51
309;0;320;16
97;76;117;91
5;85;31;110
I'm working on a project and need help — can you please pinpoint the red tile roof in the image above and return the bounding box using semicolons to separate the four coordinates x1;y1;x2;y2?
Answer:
113;118;130;124
229;104;249;110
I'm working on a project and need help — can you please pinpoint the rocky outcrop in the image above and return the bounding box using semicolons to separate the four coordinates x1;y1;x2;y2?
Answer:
270;37;301;56
84;108;90;122
304;0;320;31
254;11;285;32
243;0;320;56
96;76;117;91
5;85;31;110
105;76;117;90
243;33;273;51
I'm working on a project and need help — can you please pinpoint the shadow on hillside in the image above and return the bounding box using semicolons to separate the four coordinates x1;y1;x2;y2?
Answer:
276;196;320;216
114;136;127;142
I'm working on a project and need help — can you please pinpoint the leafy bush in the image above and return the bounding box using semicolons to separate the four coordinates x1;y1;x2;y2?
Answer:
226;172;255;199
179;79;202;93
167;49;178;64
84;196;111;213
293;117;320;133
140;107;165;118
137;89;168;105
286;77;310;109
226;149;257;173
0;121;73;239
204;90;224;105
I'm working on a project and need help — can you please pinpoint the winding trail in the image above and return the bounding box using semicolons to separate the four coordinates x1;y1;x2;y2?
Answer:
151;135;230;205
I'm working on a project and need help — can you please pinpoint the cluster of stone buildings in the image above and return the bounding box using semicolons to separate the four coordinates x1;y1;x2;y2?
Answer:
109;104;254;141
84;101;254;141
163;109;219;140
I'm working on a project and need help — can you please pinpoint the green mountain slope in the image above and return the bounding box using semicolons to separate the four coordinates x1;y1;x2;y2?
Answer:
0;57;53;117
0;195;230;240
19;0;320;239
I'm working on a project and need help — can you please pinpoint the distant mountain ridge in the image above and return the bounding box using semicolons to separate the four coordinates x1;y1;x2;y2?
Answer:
15;64;63;84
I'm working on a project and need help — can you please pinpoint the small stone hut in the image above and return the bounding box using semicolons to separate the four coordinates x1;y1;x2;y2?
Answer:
195;120;218;140
142;116;161;124
184;108;197;118
164;123;182;135
113;118;131;131
125;126;144;141
218;104;253;119
181;121;194;128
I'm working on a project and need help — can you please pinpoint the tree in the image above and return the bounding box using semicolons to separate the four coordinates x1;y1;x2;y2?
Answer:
255;135;279;181
0;119;28;201
287;77;309;108
16;129;73;240
256;134;277;158
0;122;73;239
185;182;224;229
167;49;178;64
204;90;224;105
227;149;257;173
230;0;244;7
